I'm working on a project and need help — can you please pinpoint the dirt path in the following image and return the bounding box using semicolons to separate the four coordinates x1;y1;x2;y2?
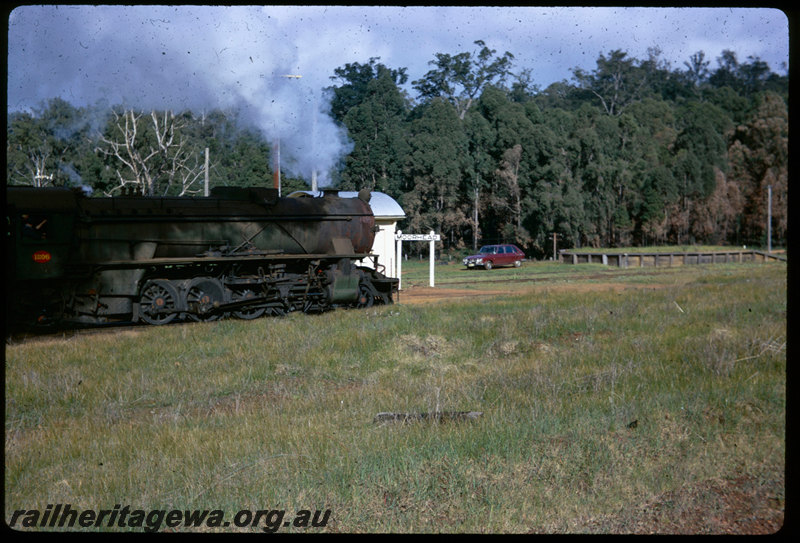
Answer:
396;287;512;305
395;280;674;305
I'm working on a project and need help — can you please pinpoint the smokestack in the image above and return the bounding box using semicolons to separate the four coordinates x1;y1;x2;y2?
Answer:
272;139;280;196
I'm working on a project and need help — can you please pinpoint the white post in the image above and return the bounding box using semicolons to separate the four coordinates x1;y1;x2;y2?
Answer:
204;147;210;196
767;185;772;252
394;231;440;291
429;230;435;287
396;230;403;291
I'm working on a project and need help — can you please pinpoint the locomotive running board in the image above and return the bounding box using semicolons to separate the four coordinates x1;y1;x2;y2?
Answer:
91;253;378;270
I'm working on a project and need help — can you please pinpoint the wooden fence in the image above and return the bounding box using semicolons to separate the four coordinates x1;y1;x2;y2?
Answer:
559;250;786;267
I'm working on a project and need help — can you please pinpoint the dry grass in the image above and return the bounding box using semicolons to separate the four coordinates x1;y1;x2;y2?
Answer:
5;261;786;533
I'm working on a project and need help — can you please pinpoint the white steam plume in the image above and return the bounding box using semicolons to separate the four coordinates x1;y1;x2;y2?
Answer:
8;5;355;187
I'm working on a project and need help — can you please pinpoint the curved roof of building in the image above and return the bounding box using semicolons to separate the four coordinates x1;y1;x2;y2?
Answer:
289;190;406;220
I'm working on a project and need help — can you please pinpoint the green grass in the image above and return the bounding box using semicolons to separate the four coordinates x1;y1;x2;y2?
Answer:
399;255;688;290
5;261;786;533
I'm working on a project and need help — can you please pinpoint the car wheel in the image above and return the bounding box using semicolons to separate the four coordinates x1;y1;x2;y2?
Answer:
514;260;521;268
484;261;493;270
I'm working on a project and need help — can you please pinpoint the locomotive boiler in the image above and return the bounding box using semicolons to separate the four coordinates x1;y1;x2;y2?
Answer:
5;185;398;329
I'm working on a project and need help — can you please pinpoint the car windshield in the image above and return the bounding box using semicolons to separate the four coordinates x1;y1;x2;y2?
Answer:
478;246;495;254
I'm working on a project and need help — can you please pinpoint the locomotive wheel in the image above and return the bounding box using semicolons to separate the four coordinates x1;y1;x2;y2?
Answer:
356;281;378;308
184;277;227;321
139;279;180;325
231;289;267;320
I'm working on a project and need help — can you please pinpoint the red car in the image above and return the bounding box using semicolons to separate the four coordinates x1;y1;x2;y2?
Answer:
463;244;526;270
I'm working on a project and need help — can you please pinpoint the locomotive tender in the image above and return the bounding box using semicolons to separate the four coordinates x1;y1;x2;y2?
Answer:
6;185;398;328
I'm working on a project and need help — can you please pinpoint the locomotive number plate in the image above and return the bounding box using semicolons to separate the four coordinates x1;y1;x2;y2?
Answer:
32;250;52;263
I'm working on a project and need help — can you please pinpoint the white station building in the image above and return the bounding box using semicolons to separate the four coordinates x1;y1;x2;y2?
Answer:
289;191;406;279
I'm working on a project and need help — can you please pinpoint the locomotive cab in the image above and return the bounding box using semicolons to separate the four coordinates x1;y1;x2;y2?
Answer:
7;187;77;281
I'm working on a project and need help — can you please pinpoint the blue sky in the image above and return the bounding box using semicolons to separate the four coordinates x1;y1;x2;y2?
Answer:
6;5;789;184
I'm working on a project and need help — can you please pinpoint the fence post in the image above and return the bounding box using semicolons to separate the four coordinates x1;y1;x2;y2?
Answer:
429;231;435;288
396;230;403;291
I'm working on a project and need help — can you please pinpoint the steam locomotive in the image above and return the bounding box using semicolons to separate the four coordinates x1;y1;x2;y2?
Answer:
5;185;398;329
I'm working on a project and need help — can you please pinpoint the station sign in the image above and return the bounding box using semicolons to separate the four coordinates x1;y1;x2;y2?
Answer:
395;233;441;241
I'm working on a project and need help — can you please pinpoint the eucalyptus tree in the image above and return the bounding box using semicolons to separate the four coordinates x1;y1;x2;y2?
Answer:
623;99;679;244
670;99;732;242
412;40;515;120
338;69;411;195
571;49;650;117
6;98;101;189
401;99;471;248
461;108;494;250
94;108;207;197
529;107;587;254
405;40;515;249
508;67;540;104
327;58;409;123
683;51;712;91
473;86;538;247
7;110;59;187
727;91;788;245
203;111;275;190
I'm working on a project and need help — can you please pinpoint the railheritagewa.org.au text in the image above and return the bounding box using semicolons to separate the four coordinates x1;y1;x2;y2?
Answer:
8;504;331;533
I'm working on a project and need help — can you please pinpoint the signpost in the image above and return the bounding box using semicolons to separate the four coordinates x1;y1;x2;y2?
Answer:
395;230;441;290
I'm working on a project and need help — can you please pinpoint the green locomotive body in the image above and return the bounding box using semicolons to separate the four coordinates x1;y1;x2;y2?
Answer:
6;186;397;328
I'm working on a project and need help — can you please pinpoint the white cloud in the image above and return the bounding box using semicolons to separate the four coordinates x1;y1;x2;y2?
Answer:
7;5;788;185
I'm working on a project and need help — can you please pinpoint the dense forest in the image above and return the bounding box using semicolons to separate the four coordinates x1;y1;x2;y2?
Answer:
6;43;788;258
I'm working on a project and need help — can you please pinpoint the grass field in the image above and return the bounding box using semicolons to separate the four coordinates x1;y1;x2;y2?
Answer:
5;259;786;533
